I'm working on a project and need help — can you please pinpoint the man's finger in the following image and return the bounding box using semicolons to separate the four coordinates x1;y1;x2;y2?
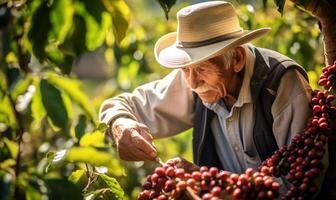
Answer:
119;152;133;161
120;149;152;161
119;141;154;161
137;127;154;144
137;123;150;133
130;130;157;159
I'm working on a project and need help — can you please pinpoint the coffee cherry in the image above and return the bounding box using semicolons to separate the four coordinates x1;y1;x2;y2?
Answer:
209;167;219;177
165;167;175;177
175;168;185;178
192;171;202;181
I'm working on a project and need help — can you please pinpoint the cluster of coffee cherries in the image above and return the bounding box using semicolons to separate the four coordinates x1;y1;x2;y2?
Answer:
138;164;280;200
318;62;336;90
260;91;332;200
259;63;336;199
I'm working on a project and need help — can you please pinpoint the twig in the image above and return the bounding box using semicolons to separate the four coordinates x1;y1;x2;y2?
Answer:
186;186;201;200
83;164;96;192
155;157;165;166
4;79;25;199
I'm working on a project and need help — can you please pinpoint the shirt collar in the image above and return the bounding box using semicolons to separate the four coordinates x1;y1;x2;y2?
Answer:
204;45;256;110
233;45;255;107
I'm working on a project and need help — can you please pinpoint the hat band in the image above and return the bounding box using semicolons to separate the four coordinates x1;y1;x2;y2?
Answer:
176;29;244;48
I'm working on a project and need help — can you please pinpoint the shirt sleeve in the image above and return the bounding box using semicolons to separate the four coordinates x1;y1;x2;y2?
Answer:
270;69;312;194
271;69;331;195
99;69;195;138
271;69;312;147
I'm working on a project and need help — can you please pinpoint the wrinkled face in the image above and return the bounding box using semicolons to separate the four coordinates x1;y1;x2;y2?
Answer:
182;55;235;104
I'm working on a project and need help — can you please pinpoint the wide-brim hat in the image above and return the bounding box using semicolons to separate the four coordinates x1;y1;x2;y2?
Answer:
154;1;271;68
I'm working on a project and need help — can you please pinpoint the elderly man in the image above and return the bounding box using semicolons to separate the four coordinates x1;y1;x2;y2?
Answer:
99;1;311;173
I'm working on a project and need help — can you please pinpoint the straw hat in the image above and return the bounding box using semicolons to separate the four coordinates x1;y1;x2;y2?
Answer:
154;1;271;68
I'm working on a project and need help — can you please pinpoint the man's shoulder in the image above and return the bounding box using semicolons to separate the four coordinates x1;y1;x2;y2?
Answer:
252;46;306;78
254;47;297;65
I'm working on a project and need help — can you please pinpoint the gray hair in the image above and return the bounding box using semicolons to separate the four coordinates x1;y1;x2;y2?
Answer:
221;44;248;69
221;48;237;69
222;48;236;69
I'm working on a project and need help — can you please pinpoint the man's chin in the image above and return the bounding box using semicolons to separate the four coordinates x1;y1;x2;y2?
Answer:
197;91;220;104
199;96;219;104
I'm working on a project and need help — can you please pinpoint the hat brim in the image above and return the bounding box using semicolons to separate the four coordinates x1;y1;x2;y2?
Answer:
154;28;271;68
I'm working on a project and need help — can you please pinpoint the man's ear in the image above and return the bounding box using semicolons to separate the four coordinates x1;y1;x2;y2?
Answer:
232;46;246;73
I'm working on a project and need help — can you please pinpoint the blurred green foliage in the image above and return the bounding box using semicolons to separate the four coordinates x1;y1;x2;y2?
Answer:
0;0;325;199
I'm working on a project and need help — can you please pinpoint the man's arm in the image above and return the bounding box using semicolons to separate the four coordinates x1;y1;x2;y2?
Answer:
99;69;194;160
271;69;312;146
271;69;316;192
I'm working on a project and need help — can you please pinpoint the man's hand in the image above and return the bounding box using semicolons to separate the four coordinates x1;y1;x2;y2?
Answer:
111;118;157;161
165;157;200;173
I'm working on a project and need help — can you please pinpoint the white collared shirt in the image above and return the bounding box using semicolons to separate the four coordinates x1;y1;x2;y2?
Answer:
203;47;257;172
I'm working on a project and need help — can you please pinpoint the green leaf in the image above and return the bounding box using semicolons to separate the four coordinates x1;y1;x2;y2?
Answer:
0;96;16;129
25;185;42;200
6;68;20;90
67;147;125;176
96;123;108;133
66;147;112;166
84;188;119;200
46;73;95;121
9;75;33;101
40;79;69;129
28;1;52;61
84;189;105;200
58;13;87;56
3;138;18;159
0;71;8;96
75;1;111;51
68;169;85;184
156;0;177;19
81;0;106;23
45;178;82;200
31;79;46;130
79;131;105;147
0;159;16;169
102;0;130;44
75;115;87;141
61;91;73;124
96;174;124;200
45;151;56;173
273;0;286;14
49;0;74;44
47;49;74;74
73;14;88;54
57;147;123;173
0;159;16;176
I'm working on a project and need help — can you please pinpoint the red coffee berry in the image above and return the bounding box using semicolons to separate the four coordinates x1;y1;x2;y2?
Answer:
165;166;175;177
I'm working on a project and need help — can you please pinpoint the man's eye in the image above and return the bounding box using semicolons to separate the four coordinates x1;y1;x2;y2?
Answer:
182;68;189;73
197;68;206;73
